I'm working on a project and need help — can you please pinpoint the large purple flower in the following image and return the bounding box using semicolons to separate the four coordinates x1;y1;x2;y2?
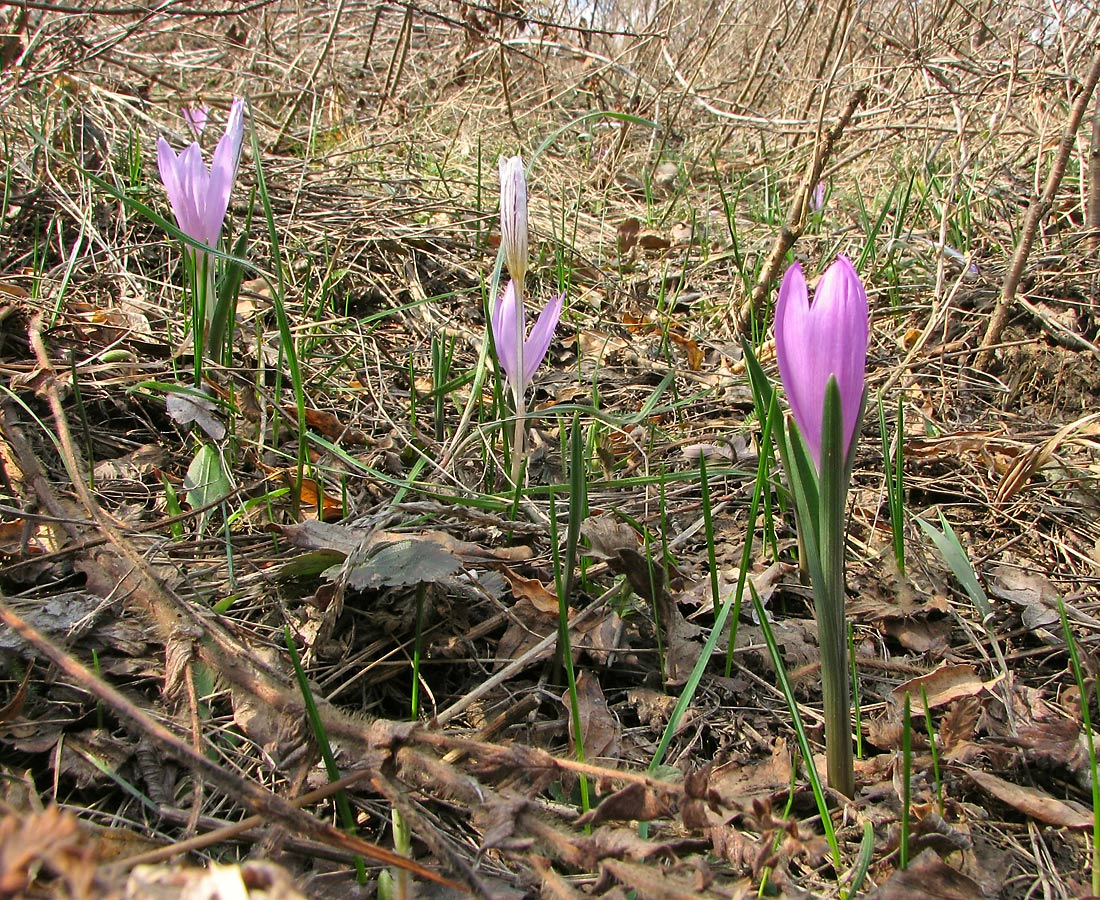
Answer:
775;255;869;468
157;98;245;252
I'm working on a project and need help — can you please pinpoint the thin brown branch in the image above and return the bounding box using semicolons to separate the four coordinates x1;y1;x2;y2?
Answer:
732;86;867;333
977;46;1100;370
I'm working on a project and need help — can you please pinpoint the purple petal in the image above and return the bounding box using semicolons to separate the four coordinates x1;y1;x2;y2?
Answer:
522;292;564;383
206;98;246;248
183;105;210;137
491;280;522;386
775;262;823;464
814;255;868;456
811;181;825;212
177;143;213;242
498;155;528;285
157;138;206;245
775;256;869;469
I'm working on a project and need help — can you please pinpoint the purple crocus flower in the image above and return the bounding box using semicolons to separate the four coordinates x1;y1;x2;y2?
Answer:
491;279;563;396
157;97;245;253
810;181;825;213
183;105;210;138
774;255;869;468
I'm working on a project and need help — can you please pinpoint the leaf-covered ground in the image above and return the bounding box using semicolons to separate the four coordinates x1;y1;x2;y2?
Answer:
1;2;1100;898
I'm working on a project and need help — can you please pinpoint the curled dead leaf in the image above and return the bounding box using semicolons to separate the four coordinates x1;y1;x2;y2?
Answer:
967;769;1091;829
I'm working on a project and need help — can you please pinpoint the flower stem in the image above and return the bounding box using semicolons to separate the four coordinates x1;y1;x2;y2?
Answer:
817;379;855;798
510;400;525;485
510;280;526;485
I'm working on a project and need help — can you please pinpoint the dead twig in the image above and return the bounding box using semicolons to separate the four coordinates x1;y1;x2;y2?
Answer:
976;46;1100;370
20;313;464;888
0;594;463;888
732;86;867;333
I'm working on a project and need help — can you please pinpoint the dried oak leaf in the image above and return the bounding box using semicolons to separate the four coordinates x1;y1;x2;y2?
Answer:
581;515;639;560
892;664;997;712
565;670;621;765
496;597;556;665
500;568;559;614
939;697;983;763
599;858;750;900
617;217;641;254
987;563;1065;633
575;782;672;826
866;848;988;899
967;769;1091;829
1011;709;1089;776
0;806;102;900
709;739;793;815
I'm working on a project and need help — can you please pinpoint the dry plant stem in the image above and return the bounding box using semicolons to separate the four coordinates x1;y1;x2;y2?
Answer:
274;0;349;147
21;315;461;888
108;770;377;871
379;5;414;114
412;728;682;793
499;46;522;139
0;594;460;888
977;47;1100;370
1092;90;1100;255
733;87;867;333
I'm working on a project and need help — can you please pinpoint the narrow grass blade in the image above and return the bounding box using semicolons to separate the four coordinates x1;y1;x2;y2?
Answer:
284;628;366;882
846;821;875;896
251;124;308;516
549;458;591;815
1059;600;1100;896
915;511;993;621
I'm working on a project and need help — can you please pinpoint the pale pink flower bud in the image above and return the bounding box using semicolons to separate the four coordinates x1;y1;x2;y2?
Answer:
498;155;528;286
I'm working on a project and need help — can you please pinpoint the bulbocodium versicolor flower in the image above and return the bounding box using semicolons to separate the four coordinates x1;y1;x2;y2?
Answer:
182;105;210;138
491;280;563;392
810;181;825;213
157;98;245;253
498;155;528;287
491;155;562;401
774;255;868;468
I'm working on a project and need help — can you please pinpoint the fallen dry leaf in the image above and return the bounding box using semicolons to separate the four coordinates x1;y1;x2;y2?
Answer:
564;670;621;765
496;597;557;664
617;217;641;253
967;769;1091;829
581;515;639;560
293;476;344;521
867;848;988;899
892;664;997;712
575;782;672;826
709;738;793;814
882;615;951;655
600;857;748;900
939;697;983;761
166;389;225;441
500;567;560;614
0;806;105;900
281;405;368;445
